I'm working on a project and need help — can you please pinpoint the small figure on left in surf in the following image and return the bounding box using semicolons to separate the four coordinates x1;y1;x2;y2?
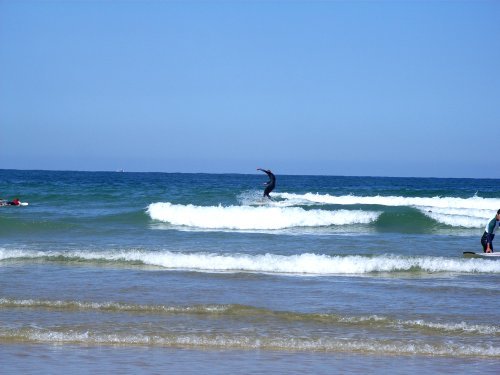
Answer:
0;197;21;206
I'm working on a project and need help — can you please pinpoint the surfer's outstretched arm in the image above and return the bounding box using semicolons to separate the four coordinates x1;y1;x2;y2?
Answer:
257;168;273;178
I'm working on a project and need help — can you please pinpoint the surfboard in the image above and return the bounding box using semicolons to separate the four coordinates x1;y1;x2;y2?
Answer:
463;251;500;259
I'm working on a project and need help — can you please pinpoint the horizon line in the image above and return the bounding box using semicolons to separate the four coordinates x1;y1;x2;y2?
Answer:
1;168;498;181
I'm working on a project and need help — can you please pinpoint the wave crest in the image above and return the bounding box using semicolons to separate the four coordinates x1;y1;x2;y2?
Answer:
1;327;498;357
147;202;379;230
277;193;500;228
2;249;500;275
2;298;497;335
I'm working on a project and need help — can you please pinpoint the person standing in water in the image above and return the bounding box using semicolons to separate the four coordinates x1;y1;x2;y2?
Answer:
481;209;500;253
257;168;276;199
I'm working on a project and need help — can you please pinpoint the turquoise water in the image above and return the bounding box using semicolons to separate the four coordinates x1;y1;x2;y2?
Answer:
1;170;499;373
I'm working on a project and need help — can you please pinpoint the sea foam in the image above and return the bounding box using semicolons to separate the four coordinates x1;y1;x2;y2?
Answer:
147;202;379;230
2;248;500;275
277;193;500;210
277;193;500;228
1;327;498;357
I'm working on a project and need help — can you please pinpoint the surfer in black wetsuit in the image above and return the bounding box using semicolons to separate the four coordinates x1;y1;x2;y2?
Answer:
257;168;276;199
481;209;500;253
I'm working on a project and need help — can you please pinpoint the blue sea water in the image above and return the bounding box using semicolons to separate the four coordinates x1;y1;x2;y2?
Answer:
1;170;499;374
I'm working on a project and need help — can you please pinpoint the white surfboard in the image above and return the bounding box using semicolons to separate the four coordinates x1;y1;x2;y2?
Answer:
463;251;500;259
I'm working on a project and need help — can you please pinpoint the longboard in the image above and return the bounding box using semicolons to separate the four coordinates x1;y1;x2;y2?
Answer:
463;251;500;259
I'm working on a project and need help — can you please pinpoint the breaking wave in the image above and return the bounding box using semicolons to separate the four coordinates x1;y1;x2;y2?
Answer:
2;298;498;336
147;202;379;230
277;193;500;210
2;249;500;275
1;327;498;357
276;193;500;228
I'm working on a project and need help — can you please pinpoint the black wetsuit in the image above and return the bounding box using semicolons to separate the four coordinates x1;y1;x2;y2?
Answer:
481;217;500;252
258;169;276;199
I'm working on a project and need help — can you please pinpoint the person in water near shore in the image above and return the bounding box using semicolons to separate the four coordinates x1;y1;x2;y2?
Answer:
0;198;20;206
481;209;500;253
257;168;276;199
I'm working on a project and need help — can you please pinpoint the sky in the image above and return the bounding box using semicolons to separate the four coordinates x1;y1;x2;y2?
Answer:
1;0;499;178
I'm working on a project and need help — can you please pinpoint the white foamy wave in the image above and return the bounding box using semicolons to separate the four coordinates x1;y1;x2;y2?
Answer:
0;298;230;314
0;248;35;261
278;193;500;228
417;207;489;228
402;320;500;335
278;193;500;210
2;249;500;275
341;315;500;335
1;328;499;357
237;190;312;208
130;252;498;275
147;202;379;230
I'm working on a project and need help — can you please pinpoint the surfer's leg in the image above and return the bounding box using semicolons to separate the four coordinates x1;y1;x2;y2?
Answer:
263;185;273;199
481;232;488;252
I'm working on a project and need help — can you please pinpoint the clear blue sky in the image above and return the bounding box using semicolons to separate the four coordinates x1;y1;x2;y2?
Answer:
1;1;499;177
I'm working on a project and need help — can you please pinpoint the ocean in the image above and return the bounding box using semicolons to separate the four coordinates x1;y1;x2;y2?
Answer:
1;169;499;374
